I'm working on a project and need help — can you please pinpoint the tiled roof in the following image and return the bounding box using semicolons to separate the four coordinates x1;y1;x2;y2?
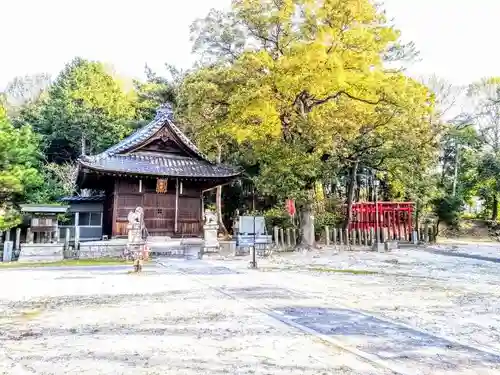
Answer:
77;105;241;179
100;104;210;161
79;154;240;178
59;195;105;202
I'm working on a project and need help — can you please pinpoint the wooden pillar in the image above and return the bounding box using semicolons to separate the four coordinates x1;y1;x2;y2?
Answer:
396;205;401;240
26;228;33;244
75;226;80;250
74;212;80;233
274;226;280;248
201;192;205;220
174;178;179;233
65;228;71;250
401;209;405;241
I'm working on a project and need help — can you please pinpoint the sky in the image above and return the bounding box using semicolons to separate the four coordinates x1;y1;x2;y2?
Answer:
1;0;500;89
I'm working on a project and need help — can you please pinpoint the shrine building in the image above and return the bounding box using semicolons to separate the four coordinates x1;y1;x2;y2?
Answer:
75;106;241;239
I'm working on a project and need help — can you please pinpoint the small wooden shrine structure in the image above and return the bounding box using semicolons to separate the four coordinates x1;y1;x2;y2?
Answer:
348;202;414;241
76;105;241;238
20;204;69;244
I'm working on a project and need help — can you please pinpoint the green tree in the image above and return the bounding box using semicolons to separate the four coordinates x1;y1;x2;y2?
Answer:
468;78;500;219
133;64;184;126
189;0;436;246
18;57;137;162
0;104;43;230
2;73;51;117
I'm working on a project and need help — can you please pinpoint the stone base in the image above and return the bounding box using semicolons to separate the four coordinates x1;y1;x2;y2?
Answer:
79;242;126;259
220;240;237;255
385;240;399;251
18;244;64;263
234;247;250;256
371;243;385;253
147;238;203;260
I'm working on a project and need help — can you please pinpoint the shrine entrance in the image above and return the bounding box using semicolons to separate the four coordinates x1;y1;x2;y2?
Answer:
348;202;414;242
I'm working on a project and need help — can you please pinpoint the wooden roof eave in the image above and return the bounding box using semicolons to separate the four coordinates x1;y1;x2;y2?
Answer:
78;164;241;183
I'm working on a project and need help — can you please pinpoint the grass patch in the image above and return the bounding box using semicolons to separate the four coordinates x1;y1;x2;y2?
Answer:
0;258;138;269
20;310;42;320
307;267;379;275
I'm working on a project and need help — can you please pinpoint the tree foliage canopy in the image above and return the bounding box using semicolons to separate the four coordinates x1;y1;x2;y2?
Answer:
185;0;436;206
0;103;42;230
18;58;137;162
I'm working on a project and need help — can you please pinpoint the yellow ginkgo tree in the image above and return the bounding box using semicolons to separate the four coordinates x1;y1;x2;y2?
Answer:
185;0;436;247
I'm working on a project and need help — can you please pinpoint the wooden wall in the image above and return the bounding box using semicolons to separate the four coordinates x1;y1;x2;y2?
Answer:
109;177;202;238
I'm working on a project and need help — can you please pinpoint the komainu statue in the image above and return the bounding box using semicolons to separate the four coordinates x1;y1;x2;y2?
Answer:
204;209;217;227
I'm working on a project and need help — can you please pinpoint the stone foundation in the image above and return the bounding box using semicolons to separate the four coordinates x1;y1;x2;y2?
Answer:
18;244;64;263
78;242;126;259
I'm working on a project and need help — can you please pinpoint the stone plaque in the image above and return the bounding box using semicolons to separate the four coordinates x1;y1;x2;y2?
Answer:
2;241;13;262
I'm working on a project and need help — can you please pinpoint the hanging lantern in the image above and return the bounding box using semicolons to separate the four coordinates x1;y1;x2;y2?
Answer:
156;178;168;193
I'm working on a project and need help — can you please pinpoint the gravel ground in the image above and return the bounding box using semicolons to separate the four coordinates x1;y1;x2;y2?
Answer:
0;264;389;375
202;246;500;374
2;246;500;375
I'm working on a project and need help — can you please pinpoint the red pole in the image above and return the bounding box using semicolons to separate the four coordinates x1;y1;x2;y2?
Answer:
396;204;401;240
409;204;413;236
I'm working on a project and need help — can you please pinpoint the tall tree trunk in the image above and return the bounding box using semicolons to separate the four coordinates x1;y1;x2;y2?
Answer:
452;144;459;197
81;134;86;156
344;161;359;229
492;194;498;221
215;143;229;236
299;199;315;249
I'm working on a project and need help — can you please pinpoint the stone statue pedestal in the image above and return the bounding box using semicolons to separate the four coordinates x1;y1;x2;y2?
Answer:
128;227;142;244
203;210;219;254
203;224;219;253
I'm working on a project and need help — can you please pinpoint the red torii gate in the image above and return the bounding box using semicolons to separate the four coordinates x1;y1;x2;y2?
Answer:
348;202;414;241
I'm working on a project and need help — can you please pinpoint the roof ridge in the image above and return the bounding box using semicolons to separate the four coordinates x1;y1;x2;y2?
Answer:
85;105;213;164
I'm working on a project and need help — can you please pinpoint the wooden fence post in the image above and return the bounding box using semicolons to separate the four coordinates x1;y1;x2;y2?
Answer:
274;226;280;248
15;228;21;251
279;228;285;248
325;226;330;246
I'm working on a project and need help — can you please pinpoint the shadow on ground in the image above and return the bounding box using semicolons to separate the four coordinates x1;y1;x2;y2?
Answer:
274;306;500;371
221;286;307;300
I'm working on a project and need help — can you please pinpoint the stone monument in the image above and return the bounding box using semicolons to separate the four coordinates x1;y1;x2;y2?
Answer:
203;209;219;254
3;241;13;262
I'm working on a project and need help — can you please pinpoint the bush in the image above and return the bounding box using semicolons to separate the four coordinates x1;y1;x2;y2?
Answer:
431;195;463;228
314;211;338;236
262;206;295;232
